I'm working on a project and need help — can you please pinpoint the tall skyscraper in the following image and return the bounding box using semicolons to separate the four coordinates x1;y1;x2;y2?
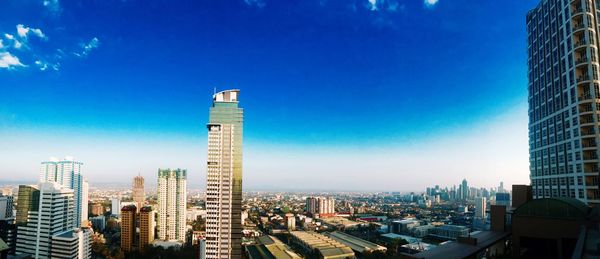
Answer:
132;175;145;212
527;0;600;205
157;168;186;242
120;205;136;252
0;195;13;219
139;206;155;251
461;179;469;200
475;197;486;219
51;227;93;259
40;156;89;225
306;197;318;215
111;198;121;216
205;89;244;259
318;197;335;215
15;182;75;258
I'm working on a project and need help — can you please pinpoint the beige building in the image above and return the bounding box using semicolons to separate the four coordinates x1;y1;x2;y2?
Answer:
120;205;136;252
289;231;355;259
139;206;154;251
157;169;186;242
132;175;145;212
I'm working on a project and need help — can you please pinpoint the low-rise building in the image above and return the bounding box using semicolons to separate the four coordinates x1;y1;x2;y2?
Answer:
324;231;386;255
289;231;355;259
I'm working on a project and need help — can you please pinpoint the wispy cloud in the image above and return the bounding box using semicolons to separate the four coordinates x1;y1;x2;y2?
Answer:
74;37;100;57
364;0;403;13
43;0;62;16
16;24;46;40
244;0;266;8
0;39;3;49
0;52;25;69
424;0;439;8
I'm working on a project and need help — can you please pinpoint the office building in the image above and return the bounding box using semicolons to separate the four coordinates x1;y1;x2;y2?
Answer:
139;206;155;251
120;205;136;252
495;192;511;209
527;0;600;205
460;179;469;200
0;195;13;220
475;197;487;218
157;168;186;241
40;156;89;225
132;175;145;212
89;215;105;232
51;227;92;259
15;185;39;226
111;198;121;216
0;218;16;255
89;203;104;216
205;89;244;259
15;182;75;258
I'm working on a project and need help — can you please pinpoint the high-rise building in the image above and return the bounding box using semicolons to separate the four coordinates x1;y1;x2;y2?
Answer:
132;175;145;212
475;197;487;219
0;195;13;219
318;197;335;215
50;227;93;259
139;206;155;251
40;156;89;225
89;203;104;216
15;185;39;226
285;213;296;231
205;89;244;259
120;205;136;252
461;179;469;200
111;198;121;216
157;169;186;242
305;197;318;215
15;182;76;258
527;0;600;205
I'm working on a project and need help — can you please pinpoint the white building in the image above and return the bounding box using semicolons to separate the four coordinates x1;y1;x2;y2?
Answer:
475;197;486;219
40;156;88;226
51;227;93;259
205;89;244;259
16;182;76;258
111;198;121;216
157;168;186;241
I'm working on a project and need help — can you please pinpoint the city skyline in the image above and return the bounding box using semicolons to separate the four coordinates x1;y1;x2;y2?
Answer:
0;0;539;191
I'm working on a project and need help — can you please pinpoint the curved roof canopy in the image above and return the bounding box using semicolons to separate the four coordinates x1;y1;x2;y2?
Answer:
513;197;589;219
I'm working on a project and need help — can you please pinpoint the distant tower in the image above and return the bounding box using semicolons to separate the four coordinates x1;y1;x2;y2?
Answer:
120;205;136;252
306;197;318;215
132;175;145;212
205;89;244;259
461;179;469;200
475;197;486;218
40;156;89;226
157;168;187;241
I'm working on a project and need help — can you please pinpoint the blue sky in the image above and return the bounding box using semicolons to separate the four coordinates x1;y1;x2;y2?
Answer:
0;0;538;191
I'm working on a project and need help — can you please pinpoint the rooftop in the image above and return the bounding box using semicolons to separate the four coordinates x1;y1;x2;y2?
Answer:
409;231;511;259
325;231;387;253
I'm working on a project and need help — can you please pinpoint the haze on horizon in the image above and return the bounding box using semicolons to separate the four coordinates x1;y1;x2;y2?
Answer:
0;0;538;192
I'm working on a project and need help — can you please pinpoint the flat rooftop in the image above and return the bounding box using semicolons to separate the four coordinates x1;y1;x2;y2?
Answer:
408;231;511;259
325;231;386;253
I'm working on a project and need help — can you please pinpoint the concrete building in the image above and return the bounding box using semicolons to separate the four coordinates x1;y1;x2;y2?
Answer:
120;205;136;252
306;197;319;215
15;182;75;258
285;213;296;231
111;198;121;216
0;218;16;255
132;175;145;212
429;225;469;240
157;168;186;241
289;231;355;259
50;227;93;259
88;203;104;217
245;235;301;259
305;197;335;216
139;206;155;251
475;197;487;218
40;156;89;226
205;89;244;259
526;0;600;205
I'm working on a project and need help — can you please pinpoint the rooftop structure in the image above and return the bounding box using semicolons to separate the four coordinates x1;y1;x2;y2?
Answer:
289;231;355;259
324;231;387;254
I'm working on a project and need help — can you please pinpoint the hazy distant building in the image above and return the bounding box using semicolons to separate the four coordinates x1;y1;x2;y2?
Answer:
51;227;92;259
90;215;106;232
475;197;487;218
157;168;186;242
120;205;136;252
526;0;600;205
305;197;318;215
496;193;510;209
460;179;469;200
139;206;155;251
132;175;145;212
205;89;244;259
16;182;75;258
89;203;104;216
305;197;335;216
40;156;89;226
111;198;121;216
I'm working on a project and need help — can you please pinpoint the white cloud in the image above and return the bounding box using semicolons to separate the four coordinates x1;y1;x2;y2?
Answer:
0;39;3;49
424;0;439;7
244;0;266;8
74;37;100;57
16;24;46;40
367;0;377;11
35;60;48;71
0;52;25;69
4;34;14;40
13;40;22;49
